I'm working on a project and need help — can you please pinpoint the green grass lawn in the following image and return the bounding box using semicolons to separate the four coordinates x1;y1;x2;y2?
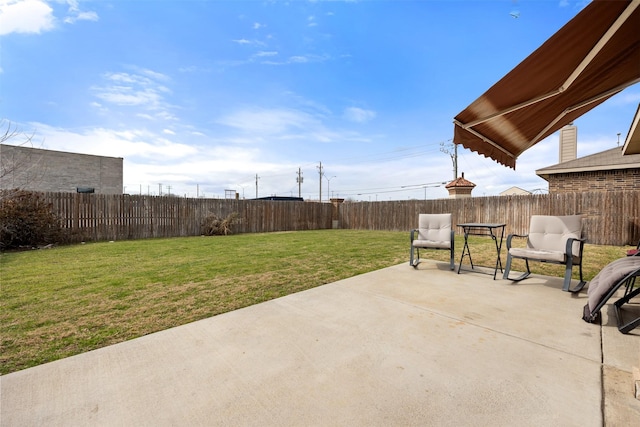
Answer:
0;229;633;374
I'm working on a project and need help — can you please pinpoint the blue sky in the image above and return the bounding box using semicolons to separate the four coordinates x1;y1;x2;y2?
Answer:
1;0;638;200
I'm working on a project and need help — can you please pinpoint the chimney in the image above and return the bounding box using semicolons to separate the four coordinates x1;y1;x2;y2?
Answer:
559;123;577;163
445;172;475;199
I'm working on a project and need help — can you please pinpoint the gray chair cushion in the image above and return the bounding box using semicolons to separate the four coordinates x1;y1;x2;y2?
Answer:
413;214;452;249
509;247;565;262
526;215;583;258
587;256;640;313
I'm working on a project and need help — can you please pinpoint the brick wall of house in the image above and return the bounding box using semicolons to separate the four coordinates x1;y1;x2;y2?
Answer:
547;168;640;193
0;144;123;194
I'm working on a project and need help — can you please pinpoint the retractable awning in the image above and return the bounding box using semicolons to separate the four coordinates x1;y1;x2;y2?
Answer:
453;0;640;169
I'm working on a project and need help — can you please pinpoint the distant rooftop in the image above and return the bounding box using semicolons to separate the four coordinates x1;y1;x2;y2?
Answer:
536;147;640;179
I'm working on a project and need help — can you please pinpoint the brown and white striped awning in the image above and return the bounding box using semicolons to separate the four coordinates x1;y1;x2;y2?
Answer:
453;0;640;169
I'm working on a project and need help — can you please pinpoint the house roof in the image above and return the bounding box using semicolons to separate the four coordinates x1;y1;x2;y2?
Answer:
499;186;531;196
536;146;640;179
622;103;640;155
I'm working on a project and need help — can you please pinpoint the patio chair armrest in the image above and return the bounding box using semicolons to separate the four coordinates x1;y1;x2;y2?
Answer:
506;233;528;250
410;229;418;242
565;237;586;258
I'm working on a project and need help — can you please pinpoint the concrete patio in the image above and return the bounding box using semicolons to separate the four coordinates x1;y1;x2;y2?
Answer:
2;260;639;426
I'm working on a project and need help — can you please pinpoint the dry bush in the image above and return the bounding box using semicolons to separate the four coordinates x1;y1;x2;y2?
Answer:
201;212;240;236
0;190;63;250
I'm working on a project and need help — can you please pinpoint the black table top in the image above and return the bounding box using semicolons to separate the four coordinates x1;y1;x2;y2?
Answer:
457;223;506;228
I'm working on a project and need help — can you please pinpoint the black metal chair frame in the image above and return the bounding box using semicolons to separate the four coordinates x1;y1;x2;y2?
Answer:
583;258;640;333
584;242;640;333
503;234;586;293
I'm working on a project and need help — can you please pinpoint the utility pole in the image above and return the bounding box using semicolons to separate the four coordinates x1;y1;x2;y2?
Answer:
159;183;162;196
440;141;458;180
296;167;303;198
255;174;260;198
167;185;172;195
326;175;336;200
317;162;323;202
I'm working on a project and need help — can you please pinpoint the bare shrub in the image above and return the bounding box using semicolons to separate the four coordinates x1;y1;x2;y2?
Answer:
202;212;240;236
0;190;63;250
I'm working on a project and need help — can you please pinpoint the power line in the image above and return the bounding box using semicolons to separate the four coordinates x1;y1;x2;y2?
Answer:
327;139;453;165
339;181;447;197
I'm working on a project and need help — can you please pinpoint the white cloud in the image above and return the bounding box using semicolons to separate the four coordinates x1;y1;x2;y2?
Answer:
28;124;201;165
343;107;376;123
291;53;329;63
94;86;163;107
0;0;55;35
178;65;211;73
103;71;169;86
216;108;321;135
91;70;175;119
135;113;155;121
0;0;99;35
19;122;302;197
63;0;98;23
254;51;278;57
154;110;178;122
138;68;170;82
66;10;96;22
13;119;499;200
609;89;640;106
213;105;373;152
289;56;308;63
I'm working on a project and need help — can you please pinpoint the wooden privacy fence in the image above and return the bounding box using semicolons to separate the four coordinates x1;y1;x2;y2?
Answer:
339;190;640;246
39;190;639;246
43;193;333;242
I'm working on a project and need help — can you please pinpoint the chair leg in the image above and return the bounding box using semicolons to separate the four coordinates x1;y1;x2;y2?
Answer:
578;261;586;288
503;254;531;282
564;261;586;293
449;248;455;271
450;234;455;270
614;283;640;333
410;246;419;268
502;253;512;280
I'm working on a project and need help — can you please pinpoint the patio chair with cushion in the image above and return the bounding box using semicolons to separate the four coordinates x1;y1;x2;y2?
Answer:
502;214;586;292
582;244;640;334
410;213;455;270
